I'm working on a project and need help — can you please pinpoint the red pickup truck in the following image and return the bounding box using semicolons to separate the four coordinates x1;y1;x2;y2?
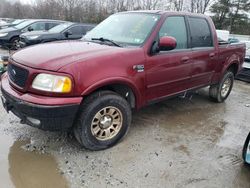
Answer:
1;11;246;150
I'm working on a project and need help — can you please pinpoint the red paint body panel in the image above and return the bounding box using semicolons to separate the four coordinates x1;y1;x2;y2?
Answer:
1;11;246;110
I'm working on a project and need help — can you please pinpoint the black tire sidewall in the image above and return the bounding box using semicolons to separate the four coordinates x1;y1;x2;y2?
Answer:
79;93;131;150
10;37;19;50
243;132;250;164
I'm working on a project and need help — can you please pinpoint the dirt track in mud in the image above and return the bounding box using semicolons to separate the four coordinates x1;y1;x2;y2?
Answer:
1;48;250;188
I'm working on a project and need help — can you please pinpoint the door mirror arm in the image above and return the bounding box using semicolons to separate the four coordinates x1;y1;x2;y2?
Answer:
64;31;73;38
27;26;33;32
150;40;160;55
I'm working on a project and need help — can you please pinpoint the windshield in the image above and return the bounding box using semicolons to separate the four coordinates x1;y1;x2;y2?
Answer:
84;13;160;46
12;19;24;25
15;20;34;29
49;23;72;33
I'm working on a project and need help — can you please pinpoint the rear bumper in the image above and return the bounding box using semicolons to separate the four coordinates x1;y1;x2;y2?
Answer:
1;74;82;131
0;38;10;47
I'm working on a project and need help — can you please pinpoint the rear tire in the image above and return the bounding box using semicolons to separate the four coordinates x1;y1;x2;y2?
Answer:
209;71;234;103
73;91;132;150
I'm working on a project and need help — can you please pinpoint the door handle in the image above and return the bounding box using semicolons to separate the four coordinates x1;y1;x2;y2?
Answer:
209;53;215;58
181;56;190;63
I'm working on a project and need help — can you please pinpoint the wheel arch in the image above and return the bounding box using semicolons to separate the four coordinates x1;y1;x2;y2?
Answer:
226;62;239;76
81;78;142;109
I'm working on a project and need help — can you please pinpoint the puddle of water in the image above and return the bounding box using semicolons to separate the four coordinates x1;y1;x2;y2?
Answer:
0;135;15;188
0;135;68;188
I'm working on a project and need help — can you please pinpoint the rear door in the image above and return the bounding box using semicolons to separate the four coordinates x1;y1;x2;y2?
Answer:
145;16;193;101
188;17;217;87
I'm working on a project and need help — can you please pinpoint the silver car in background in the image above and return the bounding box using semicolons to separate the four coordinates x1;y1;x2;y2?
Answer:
236;41;250;82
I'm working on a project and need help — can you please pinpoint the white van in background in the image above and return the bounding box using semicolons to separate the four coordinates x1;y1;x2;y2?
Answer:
216;30;230;42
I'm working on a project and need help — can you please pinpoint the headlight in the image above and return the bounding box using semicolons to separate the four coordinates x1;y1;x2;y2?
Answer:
32;73;72;93
0;33;8;37
27;35;40;40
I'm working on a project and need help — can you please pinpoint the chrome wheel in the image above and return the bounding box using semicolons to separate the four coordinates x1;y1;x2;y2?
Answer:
91;106;123;141
11;39;20;50
221;78;232;97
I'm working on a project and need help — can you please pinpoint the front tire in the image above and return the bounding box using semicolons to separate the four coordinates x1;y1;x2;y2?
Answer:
10;37;20;50
74;91;132;150
209;71;234;103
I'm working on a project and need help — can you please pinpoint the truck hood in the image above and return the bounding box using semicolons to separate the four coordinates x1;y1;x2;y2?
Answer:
11;41;125;71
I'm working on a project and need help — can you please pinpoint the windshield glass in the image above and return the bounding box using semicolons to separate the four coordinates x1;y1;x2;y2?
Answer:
49;23;72;33
84;13;160;46
15;20;34;29
12;19;24;25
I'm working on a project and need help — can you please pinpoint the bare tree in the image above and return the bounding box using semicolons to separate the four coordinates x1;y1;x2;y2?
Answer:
190;0;214;13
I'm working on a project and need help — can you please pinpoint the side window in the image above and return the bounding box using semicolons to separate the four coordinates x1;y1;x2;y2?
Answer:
159;16;188;49
47;22;59;30
81;26;87;35
68;26;82;35
189;17;213;48
28;22;46;31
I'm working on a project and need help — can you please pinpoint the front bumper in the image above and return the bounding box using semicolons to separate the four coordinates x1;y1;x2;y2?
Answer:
1;74;82;131
19;38;40;48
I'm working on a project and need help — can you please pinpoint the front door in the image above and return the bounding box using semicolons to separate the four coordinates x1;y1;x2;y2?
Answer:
145;16;193;102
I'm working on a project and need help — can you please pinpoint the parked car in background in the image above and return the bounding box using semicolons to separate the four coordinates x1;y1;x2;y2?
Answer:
0;19;27;30
19;22;96;48
228;38;240;44
236;41;250;82
0;19;64;49
216;30;229;42
1;11;245;150
0;20;7;26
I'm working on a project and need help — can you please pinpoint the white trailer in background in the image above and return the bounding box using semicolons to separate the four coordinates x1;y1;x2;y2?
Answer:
216;30;230;42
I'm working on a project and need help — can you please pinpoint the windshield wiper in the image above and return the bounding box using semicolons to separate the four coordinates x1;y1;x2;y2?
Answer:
91;37;122;47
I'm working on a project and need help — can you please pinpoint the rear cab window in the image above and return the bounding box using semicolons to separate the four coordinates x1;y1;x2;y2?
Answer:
188;17;213;48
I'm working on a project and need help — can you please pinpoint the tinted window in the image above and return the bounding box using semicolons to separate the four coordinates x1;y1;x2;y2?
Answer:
159;16;188;49
189;17;213;48
68;26;82;35
29;22;46;31
47;22;59;30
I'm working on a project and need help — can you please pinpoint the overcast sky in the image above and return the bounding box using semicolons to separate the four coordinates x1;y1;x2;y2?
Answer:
11;0;34;4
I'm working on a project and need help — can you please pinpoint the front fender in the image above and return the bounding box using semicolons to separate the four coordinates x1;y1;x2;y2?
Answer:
80;77;143;109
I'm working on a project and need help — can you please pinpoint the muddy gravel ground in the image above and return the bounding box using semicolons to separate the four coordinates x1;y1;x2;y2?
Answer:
1;48;250;188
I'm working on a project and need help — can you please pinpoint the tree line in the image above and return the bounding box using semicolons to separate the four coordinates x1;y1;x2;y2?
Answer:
0;0;249;35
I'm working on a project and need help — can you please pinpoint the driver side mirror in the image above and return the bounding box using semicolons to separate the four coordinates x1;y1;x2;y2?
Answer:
159;36;177;51
64;30;73;38
27;26;33;32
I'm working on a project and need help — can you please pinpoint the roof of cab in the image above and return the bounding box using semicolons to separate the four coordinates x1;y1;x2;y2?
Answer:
120;10;209;18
